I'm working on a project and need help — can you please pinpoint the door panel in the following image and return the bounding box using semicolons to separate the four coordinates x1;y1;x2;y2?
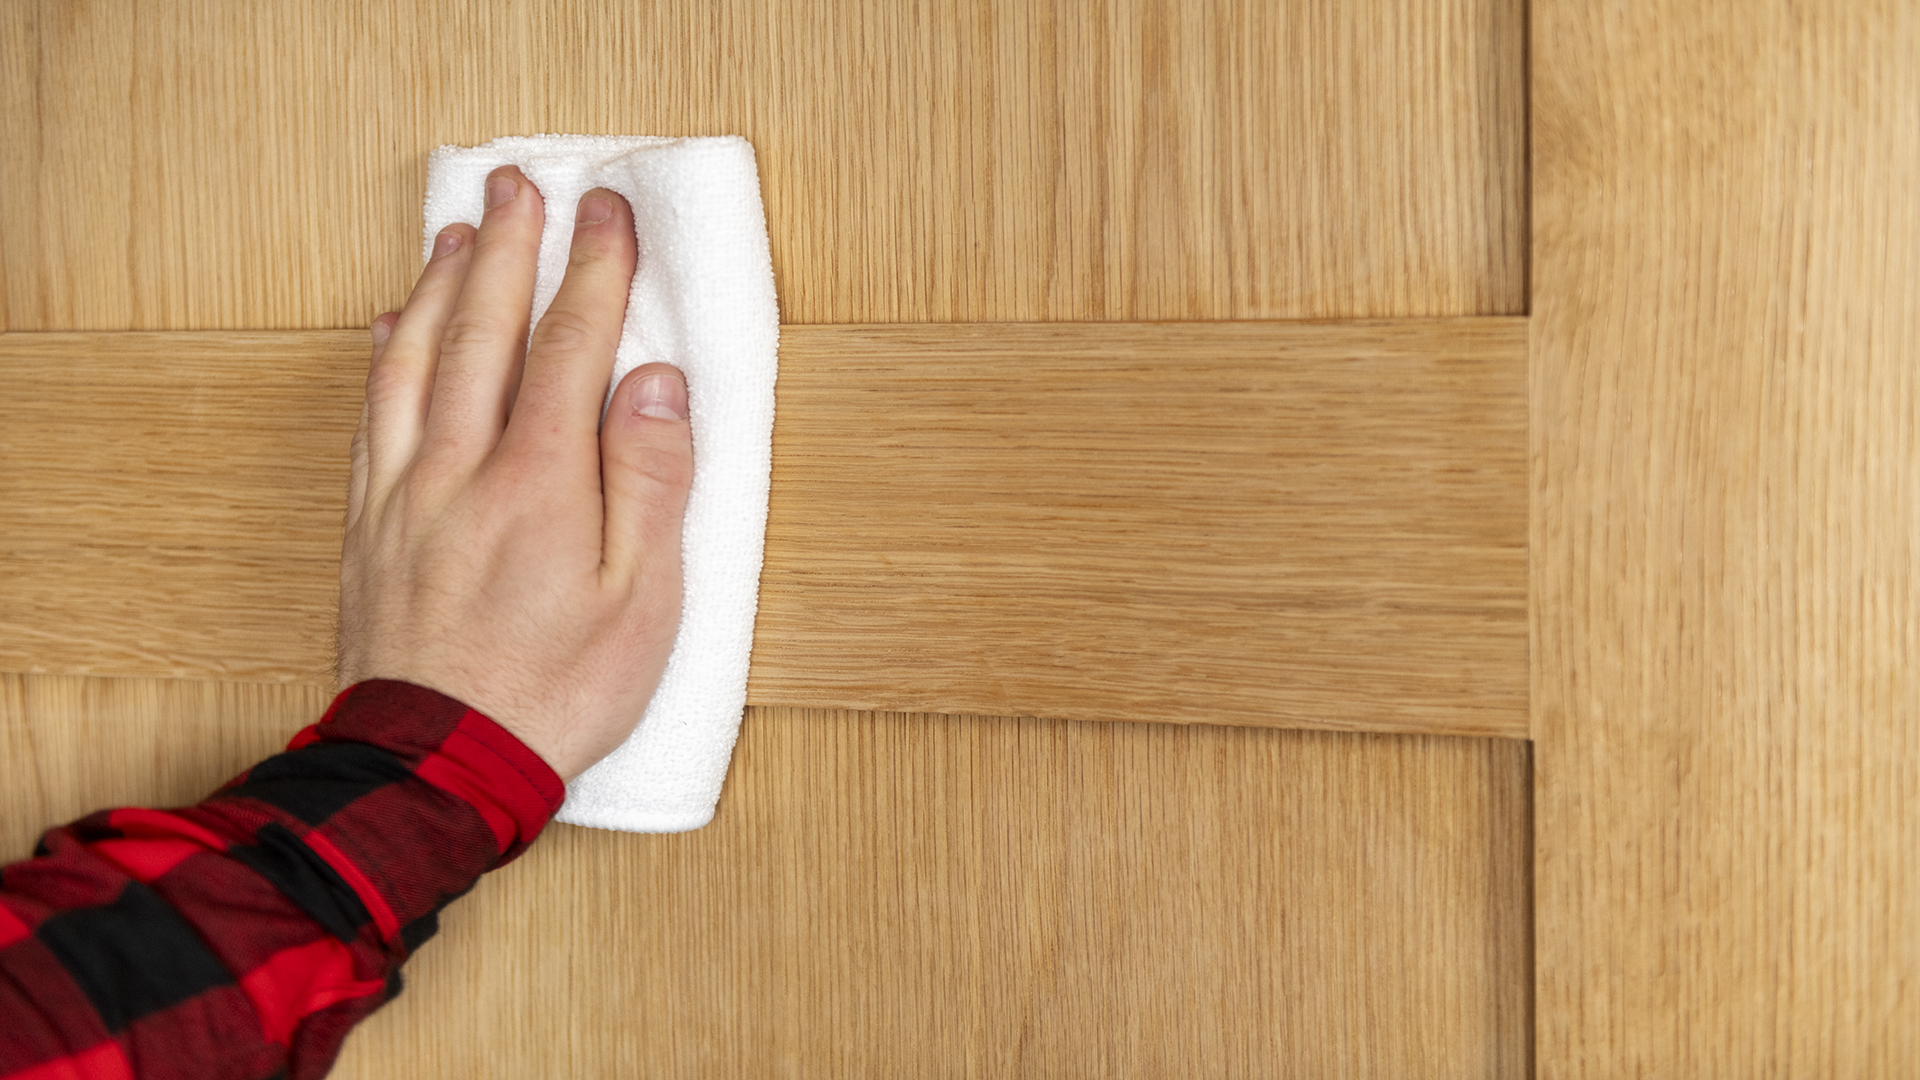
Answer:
0;0;1526;331
0;676;1533;1077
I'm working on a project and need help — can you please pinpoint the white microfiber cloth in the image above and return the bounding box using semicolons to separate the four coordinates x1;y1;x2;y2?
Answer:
422;134;778;833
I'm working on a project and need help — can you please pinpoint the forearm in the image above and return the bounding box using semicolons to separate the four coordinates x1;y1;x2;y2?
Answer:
0;680;562;1080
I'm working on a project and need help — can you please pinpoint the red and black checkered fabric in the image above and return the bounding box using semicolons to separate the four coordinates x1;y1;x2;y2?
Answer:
0;679;564;1080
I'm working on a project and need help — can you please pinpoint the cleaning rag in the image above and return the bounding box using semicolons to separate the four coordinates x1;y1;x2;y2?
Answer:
421;134;779;833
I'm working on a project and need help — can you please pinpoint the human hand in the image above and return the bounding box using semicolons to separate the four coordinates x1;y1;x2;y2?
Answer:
337;165;692;781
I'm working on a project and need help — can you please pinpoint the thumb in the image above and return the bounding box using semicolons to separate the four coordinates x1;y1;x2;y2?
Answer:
601;363;694;583
348;398;370;531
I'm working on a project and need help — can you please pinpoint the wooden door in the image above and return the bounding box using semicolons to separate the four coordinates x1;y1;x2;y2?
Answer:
5;0;1909;1076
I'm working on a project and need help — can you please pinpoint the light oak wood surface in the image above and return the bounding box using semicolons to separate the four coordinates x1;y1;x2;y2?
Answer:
0;0;1526;331
0;1;1542;1073
1531;0;1920;1073
0;674;1533;1079
0;320;1529;737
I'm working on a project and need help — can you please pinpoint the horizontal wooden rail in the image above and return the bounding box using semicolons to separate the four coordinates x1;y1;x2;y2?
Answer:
0;320;1526;737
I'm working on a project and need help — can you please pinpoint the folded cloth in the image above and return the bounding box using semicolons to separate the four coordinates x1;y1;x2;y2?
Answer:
421;134;779;832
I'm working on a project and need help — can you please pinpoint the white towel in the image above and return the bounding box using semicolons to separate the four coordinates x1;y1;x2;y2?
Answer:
422;134;779;832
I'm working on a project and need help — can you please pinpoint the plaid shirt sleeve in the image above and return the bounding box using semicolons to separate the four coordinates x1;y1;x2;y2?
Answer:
0;679;565;1080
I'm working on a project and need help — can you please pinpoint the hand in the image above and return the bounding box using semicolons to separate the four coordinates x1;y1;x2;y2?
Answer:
337;165;692;781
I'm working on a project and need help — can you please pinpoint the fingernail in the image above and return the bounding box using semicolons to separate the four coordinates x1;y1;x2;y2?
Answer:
371;319;393;346
486;175;517;208
634;373;687;420
576;194;613;227
432;229;462;257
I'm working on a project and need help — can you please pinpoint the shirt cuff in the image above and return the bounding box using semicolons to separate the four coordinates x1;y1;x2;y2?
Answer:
295;680;566;859
198;679;567;950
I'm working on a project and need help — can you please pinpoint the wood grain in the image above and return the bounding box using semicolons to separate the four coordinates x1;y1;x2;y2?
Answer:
0;0;1526;330
0;332;362;681
0;673;1533;1078
0;321;1527;736
0;676;332;854
1531;1;1920;1074
759;321;1528;734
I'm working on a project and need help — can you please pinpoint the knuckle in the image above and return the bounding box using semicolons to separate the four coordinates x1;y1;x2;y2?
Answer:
402;447;465;497
439;311;507;357
530;308;606;358
483;445;549;492
362;362;418;410
567;234;612;269
625;439;695;496
396;465;437;504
